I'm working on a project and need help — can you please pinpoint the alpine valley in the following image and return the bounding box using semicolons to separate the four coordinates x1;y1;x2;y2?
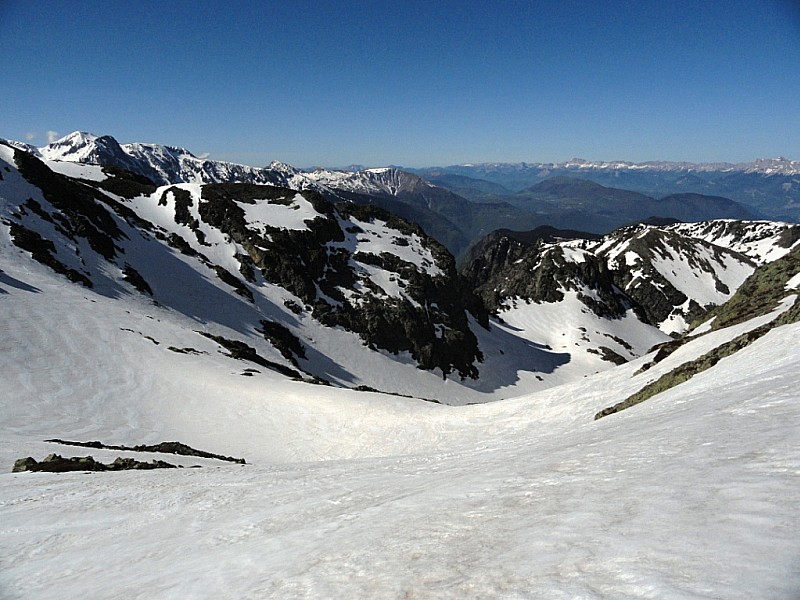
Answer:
2;132;799;599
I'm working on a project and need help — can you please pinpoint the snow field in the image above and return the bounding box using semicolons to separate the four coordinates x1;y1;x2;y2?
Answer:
4;257;799;599
648;242;752;307
495;290;670;386
43;159;108;182
2;317;799;598
240;192;319;233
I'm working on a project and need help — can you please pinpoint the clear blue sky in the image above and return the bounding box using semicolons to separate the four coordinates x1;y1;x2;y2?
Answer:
2;0;799;167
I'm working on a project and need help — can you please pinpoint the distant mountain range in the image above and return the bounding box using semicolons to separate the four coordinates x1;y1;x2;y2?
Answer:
4;131;799;398
409;158;800;224
5;132;794;261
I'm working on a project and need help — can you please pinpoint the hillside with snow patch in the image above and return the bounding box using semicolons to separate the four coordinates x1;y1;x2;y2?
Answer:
1;225;799;598
2;132;800;598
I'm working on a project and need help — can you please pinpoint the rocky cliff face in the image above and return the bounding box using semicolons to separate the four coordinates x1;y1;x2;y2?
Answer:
1;143;486;382
462;230;630;319
463;221;780;336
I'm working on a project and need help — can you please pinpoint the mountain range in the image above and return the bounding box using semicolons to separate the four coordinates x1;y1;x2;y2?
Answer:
2;132;800;598
411;158;800;224
10;132;794;260
3;131;800;398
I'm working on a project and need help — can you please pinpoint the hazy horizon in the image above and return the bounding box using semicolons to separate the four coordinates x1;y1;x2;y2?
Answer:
3;0;799;167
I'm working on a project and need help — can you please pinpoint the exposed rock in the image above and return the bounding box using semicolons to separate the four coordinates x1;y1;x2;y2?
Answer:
11;453;178;473
167;346;205;355
13;148;125;261
596;251;800;420
122;264;152;295
8;222;93;288
198;184;486;379
44;439;246;464
197;331;304;379
96;165;157;199
463;233;632;319
258;320;306;366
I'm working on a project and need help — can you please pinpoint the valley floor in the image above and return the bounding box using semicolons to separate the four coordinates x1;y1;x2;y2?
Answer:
1;271;799;598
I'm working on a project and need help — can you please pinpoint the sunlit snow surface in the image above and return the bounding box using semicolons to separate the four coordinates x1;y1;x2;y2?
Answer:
43;159;108;182
668;220;800;264
1;264;799;599
240;192;319;233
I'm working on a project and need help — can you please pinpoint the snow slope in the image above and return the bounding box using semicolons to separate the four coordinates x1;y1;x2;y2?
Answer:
1;259;799;598
666;219;800;264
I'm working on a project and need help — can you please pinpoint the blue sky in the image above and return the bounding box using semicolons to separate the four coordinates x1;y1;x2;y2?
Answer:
2;0;799;167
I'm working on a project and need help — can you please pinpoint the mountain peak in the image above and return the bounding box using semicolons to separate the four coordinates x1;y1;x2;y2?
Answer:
40;131;126;164
267;160;302;174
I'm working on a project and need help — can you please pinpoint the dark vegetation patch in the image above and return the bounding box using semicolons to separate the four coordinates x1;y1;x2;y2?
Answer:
122;264;152;295
777;226;800;248
596;296;800;420
44;439;246;464
701;244;800;331
197;331;303;379
258;320;306;366
634;338;689;374
8;222;93;287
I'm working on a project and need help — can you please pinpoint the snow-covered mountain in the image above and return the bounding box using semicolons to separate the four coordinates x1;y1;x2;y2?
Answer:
26;131;322;192
305;166;445;198
2;198;800;600
1;141;502;397
665;219;800;263
450;156;800;177
10;132;552;258
6;136;799;396
2;134;800;597
463;219;799;352
20;131;471;203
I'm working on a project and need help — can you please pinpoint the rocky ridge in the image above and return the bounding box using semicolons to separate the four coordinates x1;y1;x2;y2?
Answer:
0;142;486;388
463;220;799;338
